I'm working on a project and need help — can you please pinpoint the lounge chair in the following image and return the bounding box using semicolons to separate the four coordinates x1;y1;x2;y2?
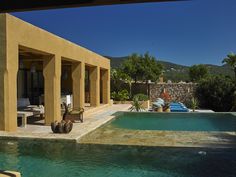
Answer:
17;98;45;127
62;102;84;123
17;98;44;118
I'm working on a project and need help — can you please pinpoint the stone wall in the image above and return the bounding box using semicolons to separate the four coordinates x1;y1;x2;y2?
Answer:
149;83;197;104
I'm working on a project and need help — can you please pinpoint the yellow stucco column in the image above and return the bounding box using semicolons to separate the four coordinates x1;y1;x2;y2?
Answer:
101;69;110;104
43;55;61;125
0;14;18;131
89;66;100;107
72;62;85;108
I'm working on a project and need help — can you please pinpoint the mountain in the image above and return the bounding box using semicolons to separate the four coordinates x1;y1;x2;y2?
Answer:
105;56;127;68
106;56;234;82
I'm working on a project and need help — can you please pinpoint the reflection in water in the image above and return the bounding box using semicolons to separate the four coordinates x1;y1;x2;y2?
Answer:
0;141;19;171
198;151;207;155
0;140;235;177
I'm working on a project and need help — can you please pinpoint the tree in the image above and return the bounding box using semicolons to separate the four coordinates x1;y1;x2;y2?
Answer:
122;74;132;98
196;75;234;112
139;53;163;84
121;52;163;96
222;52;236;111
122;52;163;83
189;64;209;82
122;53;141;83
222;52;236;84
110;69;126;92
110;69;120;92
111;68;133;98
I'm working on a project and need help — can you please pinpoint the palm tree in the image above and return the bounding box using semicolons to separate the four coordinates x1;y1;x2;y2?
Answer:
191;97;198;112
222;52;236;111
222;52;236;83
129;97;144;112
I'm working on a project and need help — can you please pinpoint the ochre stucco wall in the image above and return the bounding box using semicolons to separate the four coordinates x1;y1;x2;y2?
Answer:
0;13;110;131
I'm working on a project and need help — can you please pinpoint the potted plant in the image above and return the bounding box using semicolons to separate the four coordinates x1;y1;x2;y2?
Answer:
163;103;171;112
160;90;171;112
191;97;199;112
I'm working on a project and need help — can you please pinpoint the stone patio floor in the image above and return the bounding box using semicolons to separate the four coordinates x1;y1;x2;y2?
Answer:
0;104;131;143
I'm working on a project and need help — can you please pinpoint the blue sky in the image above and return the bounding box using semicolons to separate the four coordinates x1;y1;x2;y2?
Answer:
12;0;236;66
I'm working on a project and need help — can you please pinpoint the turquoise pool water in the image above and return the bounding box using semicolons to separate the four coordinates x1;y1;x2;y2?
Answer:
111;112;236;131
0;140;235;177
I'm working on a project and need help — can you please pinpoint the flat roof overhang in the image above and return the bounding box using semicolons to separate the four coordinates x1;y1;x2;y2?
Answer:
0;0;182;13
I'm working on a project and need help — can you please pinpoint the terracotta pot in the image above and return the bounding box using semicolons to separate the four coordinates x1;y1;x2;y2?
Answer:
157;107;163;112
165;108;171;112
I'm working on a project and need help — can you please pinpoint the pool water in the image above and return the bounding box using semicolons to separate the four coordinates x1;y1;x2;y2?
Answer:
111;112;236;131
0;140;235;177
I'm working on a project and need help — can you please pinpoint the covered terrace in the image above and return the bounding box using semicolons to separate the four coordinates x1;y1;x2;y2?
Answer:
0;14;110;131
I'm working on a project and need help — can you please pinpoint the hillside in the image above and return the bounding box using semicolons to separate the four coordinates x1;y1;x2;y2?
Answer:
105;56;127;68
106;56;234;82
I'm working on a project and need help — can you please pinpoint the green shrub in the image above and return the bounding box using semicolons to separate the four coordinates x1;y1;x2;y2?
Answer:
111;89;129;101
111;91;117;100
118;90;129;101
133;93;149;101
196;75;234;112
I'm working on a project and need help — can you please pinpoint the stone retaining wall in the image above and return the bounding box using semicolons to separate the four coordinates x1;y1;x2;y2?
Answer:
149;83;197;104
113;100;150;109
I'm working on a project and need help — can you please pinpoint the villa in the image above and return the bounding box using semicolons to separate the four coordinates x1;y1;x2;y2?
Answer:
0;1;236;177
0;14;110;132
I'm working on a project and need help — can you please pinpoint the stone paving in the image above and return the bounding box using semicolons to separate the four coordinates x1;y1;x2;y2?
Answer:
0;104;131;142
80;125;236;148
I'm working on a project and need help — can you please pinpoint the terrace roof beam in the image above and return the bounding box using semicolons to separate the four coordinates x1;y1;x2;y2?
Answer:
0;0;181;13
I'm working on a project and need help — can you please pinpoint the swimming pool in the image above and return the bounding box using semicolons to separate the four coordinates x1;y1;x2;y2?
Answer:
0;140;235;177
111;112;236;131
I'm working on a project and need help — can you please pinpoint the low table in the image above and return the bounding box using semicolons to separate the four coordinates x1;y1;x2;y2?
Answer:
17;111;34;128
